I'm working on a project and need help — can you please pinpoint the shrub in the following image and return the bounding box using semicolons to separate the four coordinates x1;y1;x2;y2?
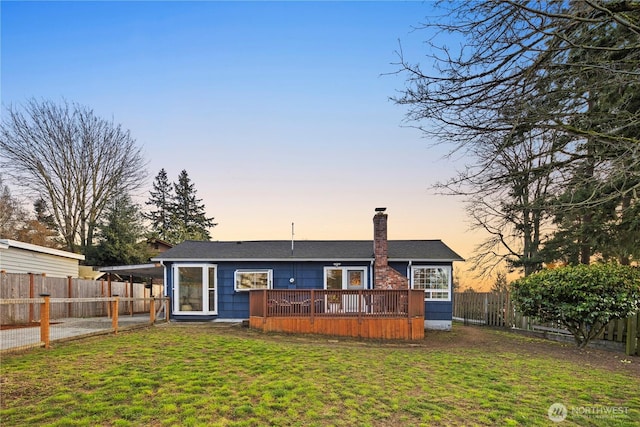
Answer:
510;264;640;348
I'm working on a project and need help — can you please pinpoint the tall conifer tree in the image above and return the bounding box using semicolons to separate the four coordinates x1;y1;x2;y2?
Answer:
89;193;149;266
144;168;174;242
169;170;216;243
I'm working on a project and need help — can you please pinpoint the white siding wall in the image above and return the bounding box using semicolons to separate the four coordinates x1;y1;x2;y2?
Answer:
0;247;80;278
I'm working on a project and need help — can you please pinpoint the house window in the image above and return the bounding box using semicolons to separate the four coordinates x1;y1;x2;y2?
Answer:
411;266;451;301
173;264;217;314
235;270;272;291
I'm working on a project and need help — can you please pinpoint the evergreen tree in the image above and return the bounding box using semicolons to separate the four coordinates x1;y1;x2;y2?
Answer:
539;12;640;266
490;271;509;294
169;170;216;243
144;168;174;241
0;175;27;239
394;1;639;273
89;193;149;266
33;198;58;233
16;198;63;248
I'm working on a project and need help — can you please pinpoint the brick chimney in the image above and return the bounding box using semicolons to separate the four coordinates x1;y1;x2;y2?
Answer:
373;208;388;272
373;208;408;289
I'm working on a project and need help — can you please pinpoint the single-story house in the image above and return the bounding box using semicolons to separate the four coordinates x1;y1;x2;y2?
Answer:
0;239;85;278
153;209;464;330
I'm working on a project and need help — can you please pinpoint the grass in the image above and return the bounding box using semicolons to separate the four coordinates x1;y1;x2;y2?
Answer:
1;324;639;426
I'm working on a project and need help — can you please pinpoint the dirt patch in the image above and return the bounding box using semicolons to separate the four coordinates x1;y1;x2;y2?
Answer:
435;327;638;377
427;325;640;376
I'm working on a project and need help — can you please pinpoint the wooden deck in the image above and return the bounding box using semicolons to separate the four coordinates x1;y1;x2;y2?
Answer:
249;289;425;340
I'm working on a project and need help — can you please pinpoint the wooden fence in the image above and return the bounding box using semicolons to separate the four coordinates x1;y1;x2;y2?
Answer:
1;295;169;352
0;272;163;324
453;291;640;356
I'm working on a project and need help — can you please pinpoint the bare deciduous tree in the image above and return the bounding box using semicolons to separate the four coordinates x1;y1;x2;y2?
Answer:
0;99;147;253
394;0;639;273
455;130;557;276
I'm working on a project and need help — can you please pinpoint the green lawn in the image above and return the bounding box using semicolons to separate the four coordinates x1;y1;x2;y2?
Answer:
1;324;638;426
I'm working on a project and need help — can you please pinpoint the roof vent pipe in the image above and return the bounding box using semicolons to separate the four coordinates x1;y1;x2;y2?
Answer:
291;222;295;256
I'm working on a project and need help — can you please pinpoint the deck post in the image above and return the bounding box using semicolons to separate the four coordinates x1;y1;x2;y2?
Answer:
407;290;411;325
310;289;315;324
262;290;268;324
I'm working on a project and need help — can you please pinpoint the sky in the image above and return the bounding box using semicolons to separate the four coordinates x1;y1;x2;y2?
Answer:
1;1;487;287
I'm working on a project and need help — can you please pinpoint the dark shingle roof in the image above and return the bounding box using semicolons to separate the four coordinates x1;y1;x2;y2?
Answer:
153;240;464;262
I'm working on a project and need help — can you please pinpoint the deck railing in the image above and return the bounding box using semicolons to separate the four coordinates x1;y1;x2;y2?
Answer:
250;289;424;319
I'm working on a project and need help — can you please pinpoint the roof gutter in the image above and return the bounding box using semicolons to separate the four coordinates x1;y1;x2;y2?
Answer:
153;257;376;263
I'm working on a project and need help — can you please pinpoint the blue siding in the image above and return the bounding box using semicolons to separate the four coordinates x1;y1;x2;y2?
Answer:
425;301;453;321
165;259;453;323
388;262;409;277
166;260;373;320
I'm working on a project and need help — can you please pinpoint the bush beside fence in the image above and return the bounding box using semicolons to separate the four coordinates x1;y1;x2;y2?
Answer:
453;291;639;356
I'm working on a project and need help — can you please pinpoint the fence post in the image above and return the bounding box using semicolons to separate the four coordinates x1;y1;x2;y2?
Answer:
505;291;512;329
29;273;35;323
67;276;73;318
150;297;156;324
40;294;51;349
112;295;119;334
626;313;638;356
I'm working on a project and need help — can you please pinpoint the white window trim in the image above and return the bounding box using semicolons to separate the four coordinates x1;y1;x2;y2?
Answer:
234;269;273;292
173;263;217;315
323;266;368;289
410;265;452;302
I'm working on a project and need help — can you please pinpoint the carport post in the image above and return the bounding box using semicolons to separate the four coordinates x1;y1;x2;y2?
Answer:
40;294;51;349
107;274;112;318
129;275;134;316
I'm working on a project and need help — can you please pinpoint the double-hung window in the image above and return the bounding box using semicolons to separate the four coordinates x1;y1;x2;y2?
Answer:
411;266;451;301
235;270;272;291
